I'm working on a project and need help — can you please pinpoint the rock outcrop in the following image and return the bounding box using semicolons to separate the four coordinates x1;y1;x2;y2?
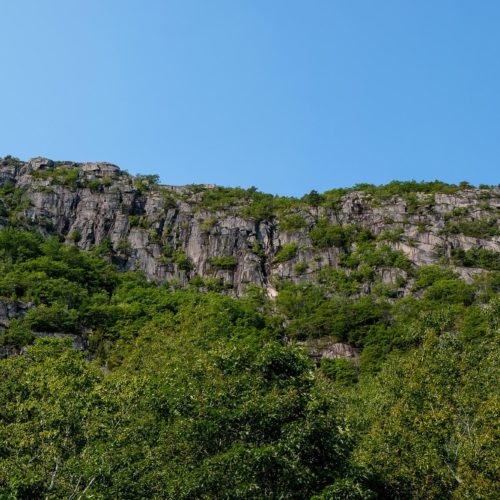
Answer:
298;337;359;365
1;157;499;296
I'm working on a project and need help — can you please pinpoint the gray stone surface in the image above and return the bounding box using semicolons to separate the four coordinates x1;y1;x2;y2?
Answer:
298;337;359;365
2;158;499;298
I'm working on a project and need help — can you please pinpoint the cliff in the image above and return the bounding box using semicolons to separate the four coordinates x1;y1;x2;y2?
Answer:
1;156;499;297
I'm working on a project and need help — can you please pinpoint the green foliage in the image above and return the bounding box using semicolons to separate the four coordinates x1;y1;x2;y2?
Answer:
301;189;325;207
148;228;160;243
174;251;193;270
191;186;301;221
128;214;148;228
312;180;476;215
133;174;160;192
310;220;354;249
0;230;117;347
25;303;80;332
84;178;103;191
93;237;114;256
340;242;412;274
451;247;500;271
251;240;266;258
413;265;458;290
160;189;178;209
200;216;218;232
0;228;43;262
0;318;33;346
352;329;499;498
312;478;375;499
0;180;29;217
423;279;475;305
1;155;23;167
279;213;308;231
354;179;467;199
0;305;356;498
66;228;81;243
274;243;298;263
275;281;390;344
209;255;238;270
320;358;358;385
199;186;250;211
0;215;498;499
442;217;500;238
378;227;404;242
294;261;309;275
117;238;132;255
32;166;80;189
162;242;174;258
448;206;470;217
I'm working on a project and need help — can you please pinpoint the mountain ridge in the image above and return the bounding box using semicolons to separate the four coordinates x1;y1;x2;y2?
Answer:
1;155;499;297
0;156;498;498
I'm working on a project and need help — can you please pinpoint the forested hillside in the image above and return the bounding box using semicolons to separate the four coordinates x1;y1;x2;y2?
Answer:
0;156;498;498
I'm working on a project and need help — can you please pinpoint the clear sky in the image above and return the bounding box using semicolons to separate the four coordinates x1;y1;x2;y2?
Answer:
1;1;499;196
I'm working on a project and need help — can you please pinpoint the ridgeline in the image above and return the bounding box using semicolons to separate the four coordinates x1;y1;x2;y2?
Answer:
0;155;498;498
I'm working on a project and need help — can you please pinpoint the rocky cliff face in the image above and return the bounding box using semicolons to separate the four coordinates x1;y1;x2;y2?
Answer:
1;157;499;296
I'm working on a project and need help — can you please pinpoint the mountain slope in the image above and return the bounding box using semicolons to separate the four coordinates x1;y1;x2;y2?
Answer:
0;156;499;498
1;156;499;297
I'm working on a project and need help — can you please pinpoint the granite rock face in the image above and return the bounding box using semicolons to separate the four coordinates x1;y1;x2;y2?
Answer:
297;338;359;365
1;157;499;297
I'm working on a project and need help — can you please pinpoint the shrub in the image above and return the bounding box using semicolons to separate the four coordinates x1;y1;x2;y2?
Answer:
405;193;419;214
320;358;358;385
447;207;470;218
94;238;114;257
174;251;193;271
32;166;79;189
274;243;298;263
134;174;160;192
1;155;23;167
451;247;500;271
302;189;325;207
424;279;475;305
66;229;82;243
200;217;218;233
162;244;174;258
161;191;178;209
189;275;205;287
210;256;238;270
117;239;132;255
128;215;141;227
442;218;500;238
0;318;33;347
378;228;404;242
128;215;148;228
294;262;308;275
0;181;30;215
148;229;160;243
85;179;102;192
278;213;308;232
204;277;226;292
310;221;352;249
25;303;79;333
0;229;43;263
251;241;265;258
340;242;413;273
242;195;276;221
413;265;458;290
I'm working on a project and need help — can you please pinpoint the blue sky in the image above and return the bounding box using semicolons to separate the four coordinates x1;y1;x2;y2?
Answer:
1;1;499;196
